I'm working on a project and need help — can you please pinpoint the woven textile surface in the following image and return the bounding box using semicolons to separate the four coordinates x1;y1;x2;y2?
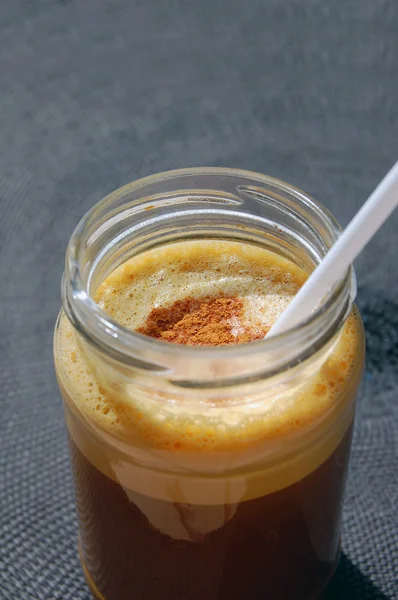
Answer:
0;1;397;598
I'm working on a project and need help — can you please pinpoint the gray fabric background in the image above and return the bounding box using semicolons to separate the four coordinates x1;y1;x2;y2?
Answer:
0;1;397;598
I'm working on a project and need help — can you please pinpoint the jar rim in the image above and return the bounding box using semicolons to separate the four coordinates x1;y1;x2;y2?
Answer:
62;167;355;385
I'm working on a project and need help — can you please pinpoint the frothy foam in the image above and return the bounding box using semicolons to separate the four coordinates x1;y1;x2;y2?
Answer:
56;241;362;452
94;240;307;337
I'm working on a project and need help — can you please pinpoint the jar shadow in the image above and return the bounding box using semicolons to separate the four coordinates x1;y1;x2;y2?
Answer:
324;553;393;600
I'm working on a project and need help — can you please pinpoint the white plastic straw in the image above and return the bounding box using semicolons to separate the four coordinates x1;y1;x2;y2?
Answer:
268;161;398;337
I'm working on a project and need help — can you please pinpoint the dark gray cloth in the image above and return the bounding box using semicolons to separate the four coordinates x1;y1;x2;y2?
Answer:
0;1;397;598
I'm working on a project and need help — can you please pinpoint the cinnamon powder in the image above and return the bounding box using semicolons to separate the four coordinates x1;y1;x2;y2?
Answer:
137;296;268;346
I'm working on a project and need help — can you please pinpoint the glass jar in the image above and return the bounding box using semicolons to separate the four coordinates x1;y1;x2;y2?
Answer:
54;168;365;600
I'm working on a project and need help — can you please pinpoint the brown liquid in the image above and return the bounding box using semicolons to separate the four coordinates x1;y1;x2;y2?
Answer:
55;241;364;600
69;429;351;600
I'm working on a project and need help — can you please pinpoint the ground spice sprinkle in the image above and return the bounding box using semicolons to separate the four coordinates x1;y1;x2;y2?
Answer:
138;296;268;346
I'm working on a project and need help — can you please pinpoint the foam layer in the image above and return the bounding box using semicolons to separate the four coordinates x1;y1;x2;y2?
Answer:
55;240;363;460
94;240;308;335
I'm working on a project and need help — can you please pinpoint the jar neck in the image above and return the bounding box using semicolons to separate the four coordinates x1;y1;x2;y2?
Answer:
62;167;354;390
